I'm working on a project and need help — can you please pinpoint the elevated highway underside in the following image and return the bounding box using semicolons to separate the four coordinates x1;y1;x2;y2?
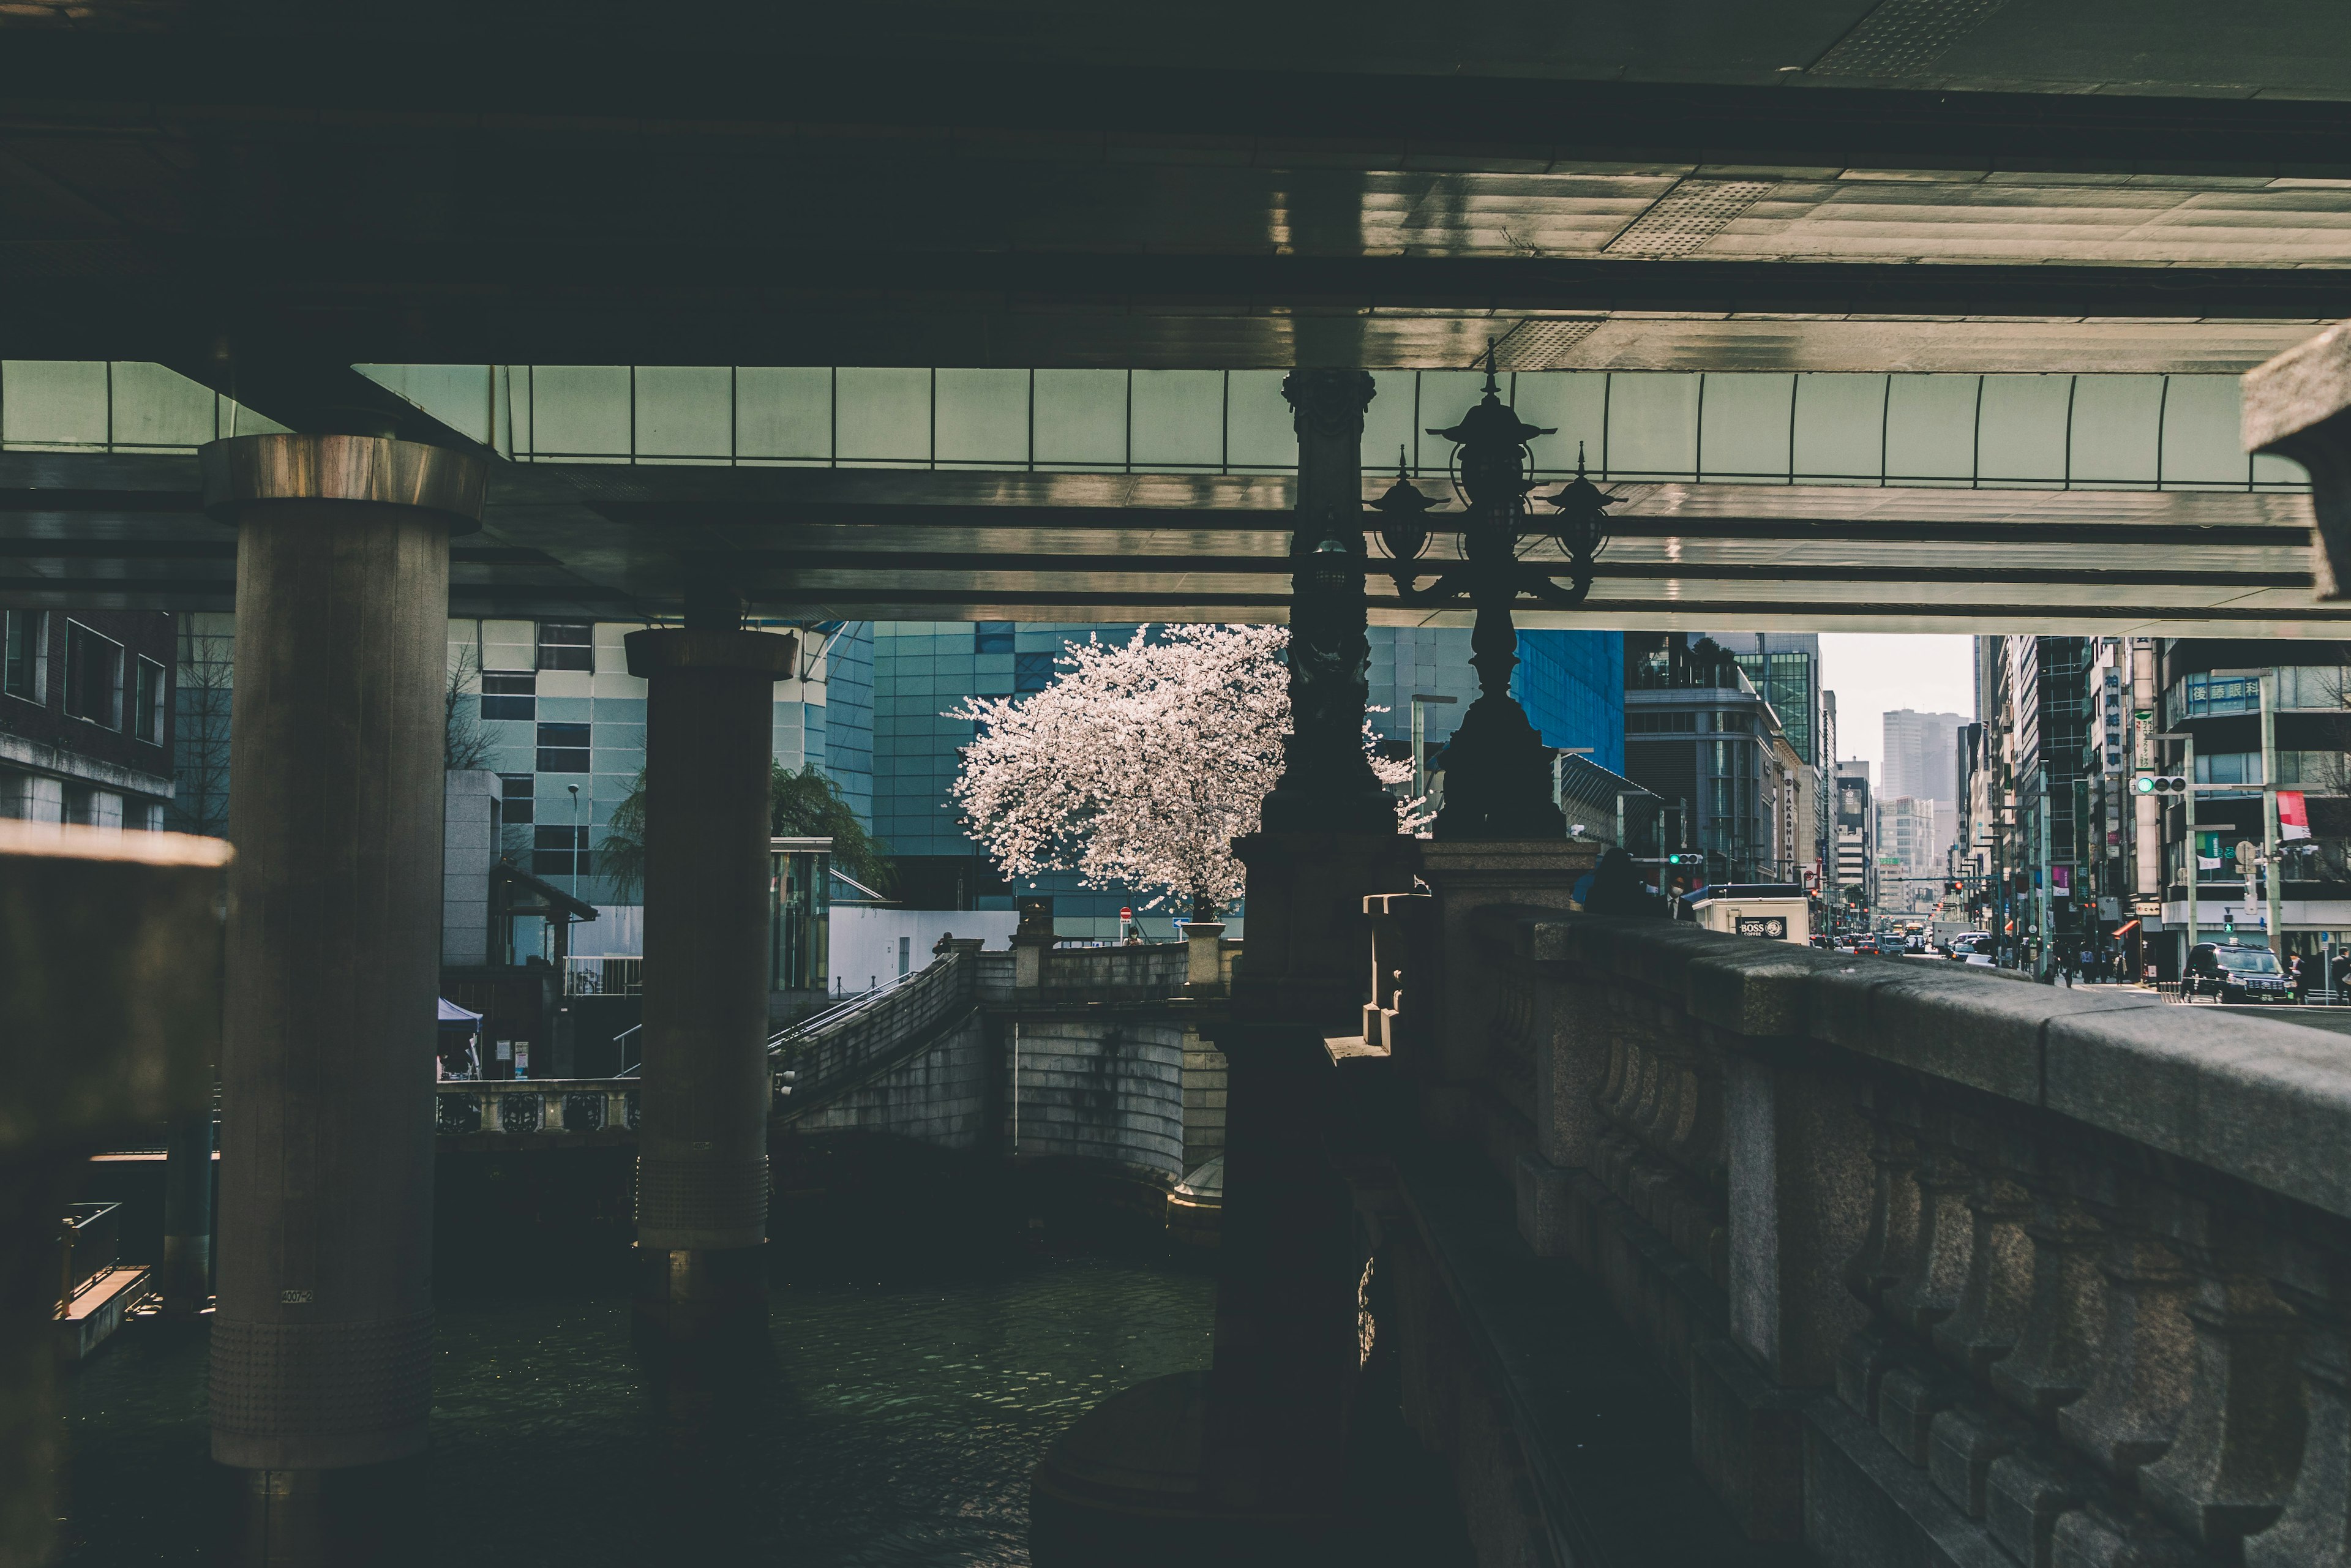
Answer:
4;4;2347;631
1;449;2334;634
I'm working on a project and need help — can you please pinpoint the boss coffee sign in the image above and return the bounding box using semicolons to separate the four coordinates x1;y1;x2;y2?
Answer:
1735;916;1787;939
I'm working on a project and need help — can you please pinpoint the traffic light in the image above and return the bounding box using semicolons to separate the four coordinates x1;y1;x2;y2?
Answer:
2134;775;2188;796
1665;853;1704;865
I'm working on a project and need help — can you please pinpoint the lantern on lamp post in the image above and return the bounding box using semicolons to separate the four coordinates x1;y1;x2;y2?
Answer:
1381;344;1618;838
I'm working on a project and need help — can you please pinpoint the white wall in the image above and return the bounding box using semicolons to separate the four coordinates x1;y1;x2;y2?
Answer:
572;903;643;957
829;906;1017;994
443;770;496;966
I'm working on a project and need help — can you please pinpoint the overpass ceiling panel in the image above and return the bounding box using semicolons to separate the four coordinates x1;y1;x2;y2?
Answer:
5;449;2347;630
610;524;1297;558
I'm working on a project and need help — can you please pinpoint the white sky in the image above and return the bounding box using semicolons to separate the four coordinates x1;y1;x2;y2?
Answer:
1818;634;1977;775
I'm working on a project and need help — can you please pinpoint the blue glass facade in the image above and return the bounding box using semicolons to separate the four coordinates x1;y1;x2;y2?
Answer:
1513;631;1627;776
1366;628;1624;776
872;621;1158;937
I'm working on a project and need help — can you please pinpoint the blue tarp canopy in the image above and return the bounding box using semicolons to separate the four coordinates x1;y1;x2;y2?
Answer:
437;997;482;1025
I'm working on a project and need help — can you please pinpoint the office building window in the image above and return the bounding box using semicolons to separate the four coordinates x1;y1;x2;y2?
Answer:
3;611;45;702
535;722;590;773
975;622;1014;654
498;773;536;826
536;622;593;671
1014;651;1055;693
481;673;536;721
132;656;165;743
63;621;123;729
533;824;590;879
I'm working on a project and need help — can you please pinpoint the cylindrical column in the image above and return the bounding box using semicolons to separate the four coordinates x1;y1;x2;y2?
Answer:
626;626;794;1338
1260;369;1393;836
202;433;484;1476
159;1109;215;1316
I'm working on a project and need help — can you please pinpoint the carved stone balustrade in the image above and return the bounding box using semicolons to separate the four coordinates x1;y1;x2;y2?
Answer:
1385;907;2351;1567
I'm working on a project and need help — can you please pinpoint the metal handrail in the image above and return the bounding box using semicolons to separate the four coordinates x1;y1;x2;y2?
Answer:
768;966;928;1055
606;963;939;1079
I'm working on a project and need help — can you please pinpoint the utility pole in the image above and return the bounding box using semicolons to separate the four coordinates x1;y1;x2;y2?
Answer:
2183;732;2199;962
1409;692;1457;807
2261;669;2284;952
2132;639;2159;897
2037;779;2053;977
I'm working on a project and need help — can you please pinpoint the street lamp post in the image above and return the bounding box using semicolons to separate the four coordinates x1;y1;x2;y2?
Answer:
1375;345;1614;839
1407;692;1458;806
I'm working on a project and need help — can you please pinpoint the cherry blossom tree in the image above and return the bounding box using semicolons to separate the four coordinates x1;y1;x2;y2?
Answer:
947;625;1415;922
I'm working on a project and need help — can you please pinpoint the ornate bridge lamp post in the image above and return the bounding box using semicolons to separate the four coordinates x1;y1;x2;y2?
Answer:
1380;349;1617;838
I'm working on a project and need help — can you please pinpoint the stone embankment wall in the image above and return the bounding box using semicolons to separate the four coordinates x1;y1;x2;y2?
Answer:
782;943;1226;1184
787;1011;992;1149
1384;907;2351;1568
1007;1015;1189;1176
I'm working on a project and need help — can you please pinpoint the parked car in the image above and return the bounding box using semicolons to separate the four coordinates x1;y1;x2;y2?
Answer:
2185;942;2292;1003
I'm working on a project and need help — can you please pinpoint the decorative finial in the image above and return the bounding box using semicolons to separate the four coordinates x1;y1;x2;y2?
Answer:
1482;339;1500;397
1397;444;1411;478
1577;440;1588;478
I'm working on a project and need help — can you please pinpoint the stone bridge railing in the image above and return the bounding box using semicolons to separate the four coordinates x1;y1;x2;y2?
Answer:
1394;905;2351;1568
434;938;1240;1171
435;1079;639;1141
1011;938;1232;1002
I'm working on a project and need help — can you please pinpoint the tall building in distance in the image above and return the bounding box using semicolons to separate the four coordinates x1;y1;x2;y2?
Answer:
1622;634;1808;886
1818;690;1839;887
1717;632;1822;767
1883;708;1968;807
1877;796;1940;914
1834;759;1875;917
1712;632;1829;886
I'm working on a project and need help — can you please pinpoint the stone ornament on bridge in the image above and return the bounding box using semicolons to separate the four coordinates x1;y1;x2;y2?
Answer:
1;823;229;1568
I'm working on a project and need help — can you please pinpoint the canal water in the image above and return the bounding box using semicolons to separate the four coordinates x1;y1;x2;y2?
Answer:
58;1155;1472;1566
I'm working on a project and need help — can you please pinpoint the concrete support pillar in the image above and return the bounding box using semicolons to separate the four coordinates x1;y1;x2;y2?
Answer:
202;434;483;1488
159;1109;215;1317
625;620;794;1339
2244;318;2351;598
1259;369;1393;837
1;825;227;1568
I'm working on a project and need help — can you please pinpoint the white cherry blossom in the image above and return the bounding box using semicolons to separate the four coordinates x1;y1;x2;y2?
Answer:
947;625;1415;921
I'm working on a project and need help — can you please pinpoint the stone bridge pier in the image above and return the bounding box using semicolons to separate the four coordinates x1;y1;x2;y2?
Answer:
626;598;797;1341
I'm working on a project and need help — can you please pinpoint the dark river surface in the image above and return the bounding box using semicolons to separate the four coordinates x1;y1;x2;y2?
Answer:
58;1160;1472;1567
65;1255;1214;1566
